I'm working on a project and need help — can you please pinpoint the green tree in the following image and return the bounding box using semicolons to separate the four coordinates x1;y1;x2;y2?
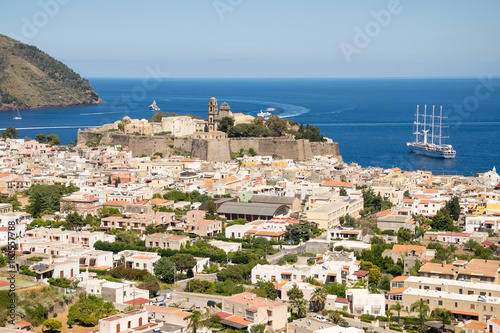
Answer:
47;134;62;145
169;253;197;271
397;228;413;243
254;280;277;300
409;259;423;276
67;294;117;326
218;116;234;133
250;324;266;333
115;230;140;244
287;283;304;301
265;114;288;136
291;297;308;318
248;147;257;156
323;282;347;298
433;308;452;332
389;302;403;326
66;212;84;231
339;188;348;196
114;177;121;187
330;313;348;325
445;196;461;221
186;310;205;333
2;127;19;139
369;267;381;286
154;257;175;283
43;319;62;332
410;299;430;330
151;111;166;122
310;287;327;311
35;134;47;143
205;199;217;220
431;210;454;231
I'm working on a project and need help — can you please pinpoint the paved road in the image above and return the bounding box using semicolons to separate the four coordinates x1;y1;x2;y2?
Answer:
168;290;225;309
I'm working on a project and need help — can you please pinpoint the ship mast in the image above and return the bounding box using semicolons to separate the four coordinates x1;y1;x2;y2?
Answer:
422;104;429;145
439;106;443;145
431;105;435;145
414;105;419;143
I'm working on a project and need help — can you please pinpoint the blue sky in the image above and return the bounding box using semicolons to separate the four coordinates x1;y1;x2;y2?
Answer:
1;0;499;78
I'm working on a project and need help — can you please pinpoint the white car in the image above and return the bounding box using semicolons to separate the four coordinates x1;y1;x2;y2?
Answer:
314;315;328;322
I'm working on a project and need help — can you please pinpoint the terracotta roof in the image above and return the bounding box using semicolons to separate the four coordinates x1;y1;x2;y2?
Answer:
222;176;240;184
124;297;152;305
388;288;408;294
215;312;233;319
391;276;410;282
15;320;32;327
490;318;500;326
353;270;369;277
321;181;354;187
392;244;424;254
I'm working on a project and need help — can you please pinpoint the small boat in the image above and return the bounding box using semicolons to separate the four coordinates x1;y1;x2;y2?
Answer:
149;100;160;111
257;110;271;120
13;110;22;120
266;107;275;112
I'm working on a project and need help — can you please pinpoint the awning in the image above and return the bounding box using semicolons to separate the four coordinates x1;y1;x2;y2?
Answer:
449;310;479;317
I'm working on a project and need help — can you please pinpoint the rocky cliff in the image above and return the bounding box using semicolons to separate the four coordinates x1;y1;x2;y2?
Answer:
0;34;102;110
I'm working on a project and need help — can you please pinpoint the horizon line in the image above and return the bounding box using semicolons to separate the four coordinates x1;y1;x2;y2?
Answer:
85;75;500;80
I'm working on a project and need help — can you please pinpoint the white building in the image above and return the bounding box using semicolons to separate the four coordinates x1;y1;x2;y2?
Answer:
208;240;242;253
252;252;360;284
98;309;158;333
160;116;197;137
122;251;161;274
346;289;385;316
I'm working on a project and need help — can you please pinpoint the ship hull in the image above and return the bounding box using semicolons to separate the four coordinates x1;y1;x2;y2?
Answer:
407;143;456;159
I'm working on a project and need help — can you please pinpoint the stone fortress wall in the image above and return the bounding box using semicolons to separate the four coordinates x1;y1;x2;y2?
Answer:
77;129;341;162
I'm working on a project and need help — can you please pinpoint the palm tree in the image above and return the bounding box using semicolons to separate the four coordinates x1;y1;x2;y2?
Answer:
291;298;308;319
410;299;430;331
389;302;403;327
186;310;204;333
330;313;348;325
448;244;457;254
310;287;327;311
433;308;452;332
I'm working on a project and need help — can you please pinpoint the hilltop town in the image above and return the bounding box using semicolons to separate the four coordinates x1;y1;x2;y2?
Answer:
0;126;500;333
77;97;341;161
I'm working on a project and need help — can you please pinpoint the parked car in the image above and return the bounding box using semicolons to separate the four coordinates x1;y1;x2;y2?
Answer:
313;315;328;322
207;300;217;307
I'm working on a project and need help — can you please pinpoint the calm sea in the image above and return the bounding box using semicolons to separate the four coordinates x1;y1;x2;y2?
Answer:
1;78;499;176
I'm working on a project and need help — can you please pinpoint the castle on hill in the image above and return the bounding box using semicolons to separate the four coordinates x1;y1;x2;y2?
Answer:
100;97;255;137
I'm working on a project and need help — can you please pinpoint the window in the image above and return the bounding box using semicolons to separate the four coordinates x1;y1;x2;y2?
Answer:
470;304;475;310
256;275;260;279
459;289;463;294
480;292;486;296
435;287;441;291
438;300;443;306
455;302;458;307
468;290;474;295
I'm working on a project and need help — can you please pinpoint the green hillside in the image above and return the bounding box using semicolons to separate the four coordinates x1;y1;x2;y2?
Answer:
0;34;102;110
